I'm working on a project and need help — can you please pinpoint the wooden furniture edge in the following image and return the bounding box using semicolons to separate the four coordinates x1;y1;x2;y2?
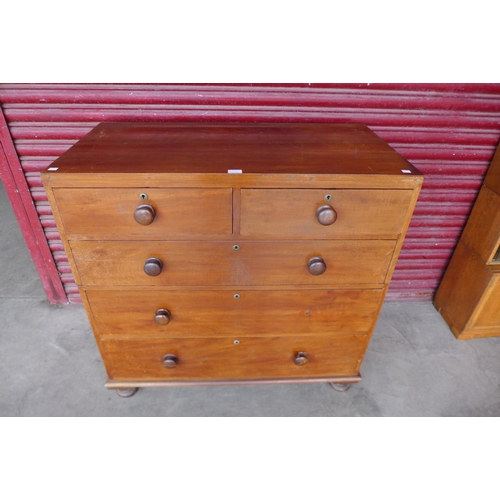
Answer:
105;374;362;389
384;181;423;285
433;301;467;340
41;172;423;189
433;298;500;340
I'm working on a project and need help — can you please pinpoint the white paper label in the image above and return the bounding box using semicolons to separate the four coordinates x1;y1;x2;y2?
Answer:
401;169;412;174
48;167;59;171
228;169;242;174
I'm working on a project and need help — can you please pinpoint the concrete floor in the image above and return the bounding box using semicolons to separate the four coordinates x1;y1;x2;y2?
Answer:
1;180;500;417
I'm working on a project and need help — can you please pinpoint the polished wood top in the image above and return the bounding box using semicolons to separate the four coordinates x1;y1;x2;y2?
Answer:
46;122;422;176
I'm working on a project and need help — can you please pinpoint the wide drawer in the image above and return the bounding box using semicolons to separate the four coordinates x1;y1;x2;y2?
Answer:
101;334;369;381
240;188;413;238
87;288;384;337
53;188;233;237
71;239;396;286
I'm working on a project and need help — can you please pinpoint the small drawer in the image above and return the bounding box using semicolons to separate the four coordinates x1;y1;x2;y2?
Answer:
53;187;233;237
71;239;396;286
86;288;384;337
101;334;369;381
240;188;413;239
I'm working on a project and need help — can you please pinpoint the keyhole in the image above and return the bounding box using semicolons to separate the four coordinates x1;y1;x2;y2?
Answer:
139;193;148;201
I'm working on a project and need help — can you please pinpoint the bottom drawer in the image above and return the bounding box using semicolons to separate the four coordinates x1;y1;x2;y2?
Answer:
101;334;369;381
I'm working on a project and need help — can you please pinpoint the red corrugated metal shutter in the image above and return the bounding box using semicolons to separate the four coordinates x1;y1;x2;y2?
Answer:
1;83;499;303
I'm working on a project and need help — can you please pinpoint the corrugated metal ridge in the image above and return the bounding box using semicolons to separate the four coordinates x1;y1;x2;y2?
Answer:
14;138;498;147
1;83;500;100
3;82;500;93
5;101;500;115
2;83;499;303
4;109;499;131
2;83;500;90
11;128;500;135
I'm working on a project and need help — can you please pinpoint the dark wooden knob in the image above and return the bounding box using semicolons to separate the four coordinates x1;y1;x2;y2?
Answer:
144;257;163;276
294;351;309;366
308;257;327;275
316;205;337;225
134;204;156;225
163;354;178;369
155;308;171;325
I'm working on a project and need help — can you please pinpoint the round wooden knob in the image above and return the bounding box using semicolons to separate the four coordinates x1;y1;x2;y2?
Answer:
144;257;163;276
308;257;327;275
294;351;309;366
155;308;171;325
316;205;337;225
134;204;156;225
163;354;178;369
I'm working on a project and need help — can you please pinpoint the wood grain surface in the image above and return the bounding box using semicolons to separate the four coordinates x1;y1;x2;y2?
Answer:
87;288;384;337
240;188;414;239
460;185;500;264
434;140;500;339
105;374;363;388
45;123;420;176
53;187;233;237
70;239;396;286
101;334;369;381
468;273;500;332
435;243;500;339
434;241;493;335
40;122;423;387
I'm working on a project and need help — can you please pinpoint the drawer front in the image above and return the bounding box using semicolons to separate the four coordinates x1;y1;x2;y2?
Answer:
87;288;384;337
101;334;368;381
71;239;395;286
240;189;413;238
53;188;233;237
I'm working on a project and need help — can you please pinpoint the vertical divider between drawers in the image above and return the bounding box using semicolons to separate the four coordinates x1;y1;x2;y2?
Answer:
232;187;241;236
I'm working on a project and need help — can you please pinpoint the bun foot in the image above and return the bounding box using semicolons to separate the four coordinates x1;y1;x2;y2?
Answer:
116;388;139;398
329;382;352;392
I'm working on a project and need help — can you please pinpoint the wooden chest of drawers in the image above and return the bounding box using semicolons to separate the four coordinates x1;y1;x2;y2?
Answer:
41;123;422;397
